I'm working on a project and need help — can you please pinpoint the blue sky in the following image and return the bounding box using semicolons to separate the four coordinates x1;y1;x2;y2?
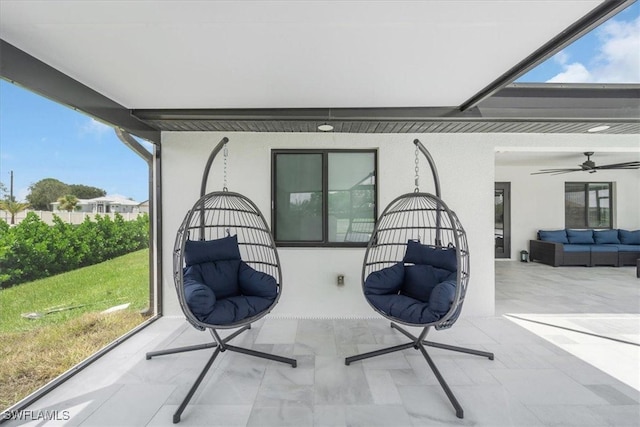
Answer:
1;3;638;204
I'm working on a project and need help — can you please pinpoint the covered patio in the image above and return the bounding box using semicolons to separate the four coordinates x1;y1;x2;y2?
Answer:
3;262;638;426
1;1;639;425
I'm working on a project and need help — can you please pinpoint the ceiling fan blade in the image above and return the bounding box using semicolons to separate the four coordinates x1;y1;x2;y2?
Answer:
531;168;583;175
594;161;640;170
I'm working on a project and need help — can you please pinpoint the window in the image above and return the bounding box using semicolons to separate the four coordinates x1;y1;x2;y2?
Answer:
272;150;377;246
565;182;613;229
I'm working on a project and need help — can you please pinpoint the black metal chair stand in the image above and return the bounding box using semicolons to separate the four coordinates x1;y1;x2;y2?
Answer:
146;325;296;424
345;323;493;419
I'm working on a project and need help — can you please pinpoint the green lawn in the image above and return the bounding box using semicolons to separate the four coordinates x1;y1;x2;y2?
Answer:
0;249;150;409
0;249;150;334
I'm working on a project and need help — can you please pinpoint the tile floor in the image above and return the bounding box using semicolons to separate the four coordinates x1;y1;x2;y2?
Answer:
3;261;639;426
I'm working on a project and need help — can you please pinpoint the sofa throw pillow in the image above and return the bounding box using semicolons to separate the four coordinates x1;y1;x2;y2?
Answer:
403;240;457;272
566;229;594;244
593;229;620;244
538;230;568;244
184;235;241;266
364;262;404;296
619;229;640;245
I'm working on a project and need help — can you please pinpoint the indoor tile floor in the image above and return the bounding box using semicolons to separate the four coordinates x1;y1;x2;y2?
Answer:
3;261;639;426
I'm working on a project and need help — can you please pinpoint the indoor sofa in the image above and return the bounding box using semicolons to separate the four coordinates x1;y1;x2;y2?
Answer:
529;229;640;267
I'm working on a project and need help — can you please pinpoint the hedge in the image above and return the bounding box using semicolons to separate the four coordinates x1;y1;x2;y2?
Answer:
0;212;149;288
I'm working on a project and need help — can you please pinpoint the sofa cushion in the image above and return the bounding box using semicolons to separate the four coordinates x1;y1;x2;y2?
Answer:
184;235;241;266
589;245;618;252
364;262;404;296
566;229;594;244
538;230;568;244
593;229;620;244
563;244;591;252
184;280;216;318
619;229;640;245
403;240;457;272
610;244;640;252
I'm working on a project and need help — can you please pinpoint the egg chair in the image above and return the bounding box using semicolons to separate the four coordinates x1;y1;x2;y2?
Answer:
146;137;296;423
345;139;494;419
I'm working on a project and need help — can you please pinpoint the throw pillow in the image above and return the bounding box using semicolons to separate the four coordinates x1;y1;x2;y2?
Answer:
184;235;241;266
238;261;278;299
566;229;594;244
403;240;457;272
619;229;640;245
364;262;404;295
538;230;568;244
593;229;620;244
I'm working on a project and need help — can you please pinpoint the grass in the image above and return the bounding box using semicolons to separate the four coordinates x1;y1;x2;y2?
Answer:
0;249;150;409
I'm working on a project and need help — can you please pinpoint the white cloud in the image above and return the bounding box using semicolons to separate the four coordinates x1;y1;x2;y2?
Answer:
80;117;112;137
547;15;640;83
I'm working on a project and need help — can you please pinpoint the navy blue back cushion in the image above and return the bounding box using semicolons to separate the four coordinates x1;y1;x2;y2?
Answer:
184;235;241;266
402;264;453;302
403;240;457;272
197;259;241;300
538;230;568;244
238;261;278;299
428;280;456;314
364;262;404;295
619;229;640;245
566;229;594;244
593;229;620;244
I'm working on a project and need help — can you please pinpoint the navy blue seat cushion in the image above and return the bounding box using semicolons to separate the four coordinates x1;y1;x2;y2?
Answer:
364;262;404;296
402;264;455;302
184;281;216;318
366;280;455;324
593;229;620;244
196;259;242;299
184;235;241;266
619;229;640;245
590;245;618;252
199;296;274;325
563;244;591;253
538;229;568;244
566;229;594;244
612;244;640;252
403;240;457;272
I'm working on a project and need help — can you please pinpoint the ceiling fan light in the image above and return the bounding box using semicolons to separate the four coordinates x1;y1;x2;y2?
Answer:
318;124;334;132
587;125;610;133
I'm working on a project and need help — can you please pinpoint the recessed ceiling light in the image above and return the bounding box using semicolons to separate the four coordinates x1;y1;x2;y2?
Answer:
318;124;334;132
587;125;610;133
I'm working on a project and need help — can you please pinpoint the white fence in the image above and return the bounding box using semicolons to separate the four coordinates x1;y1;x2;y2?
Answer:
0;209;148;226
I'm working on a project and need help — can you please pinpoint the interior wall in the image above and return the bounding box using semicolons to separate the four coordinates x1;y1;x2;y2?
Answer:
494;134;640;259
161;132;495;319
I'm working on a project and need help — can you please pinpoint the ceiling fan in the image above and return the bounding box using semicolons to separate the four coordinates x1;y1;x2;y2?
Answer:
532;152;640;175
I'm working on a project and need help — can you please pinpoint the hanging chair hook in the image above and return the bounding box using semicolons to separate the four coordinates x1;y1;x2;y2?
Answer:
200;137;230;198
413;139;441;199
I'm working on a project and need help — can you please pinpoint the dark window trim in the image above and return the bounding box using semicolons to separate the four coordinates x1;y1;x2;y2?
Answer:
271;148;378;248
564;181;613;229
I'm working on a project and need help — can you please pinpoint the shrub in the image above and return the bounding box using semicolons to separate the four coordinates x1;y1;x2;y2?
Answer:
0;213;149;288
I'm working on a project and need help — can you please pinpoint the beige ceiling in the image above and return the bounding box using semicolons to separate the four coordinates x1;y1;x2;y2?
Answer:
0;0;605;110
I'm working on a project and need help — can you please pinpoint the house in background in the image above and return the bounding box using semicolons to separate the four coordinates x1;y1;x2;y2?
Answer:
51;195;141;214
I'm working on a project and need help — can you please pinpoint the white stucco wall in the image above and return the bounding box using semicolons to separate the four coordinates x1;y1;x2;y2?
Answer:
160;131;638;319
161;132;495;319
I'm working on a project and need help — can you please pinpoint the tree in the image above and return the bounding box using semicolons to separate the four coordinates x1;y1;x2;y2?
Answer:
57;194;79;212
26;178;70;211
0;199;30;225
68;184;106;199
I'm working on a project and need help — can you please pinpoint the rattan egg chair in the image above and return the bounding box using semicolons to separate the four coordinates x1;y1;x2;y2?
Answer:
345;139;493;419
146;137;296;423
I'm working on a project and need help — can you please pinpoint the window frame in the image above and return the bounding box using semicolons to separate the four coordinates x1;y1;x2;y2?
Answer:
564;181;614;229
271;149;378;248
